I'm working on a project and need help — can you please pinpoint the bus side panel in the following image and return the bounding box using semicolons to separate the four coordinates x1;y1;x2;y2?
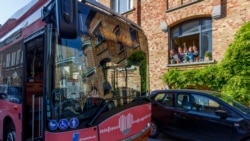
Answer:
44;104;151;141
45;127;99;141
98;103;151;141
0;101;22;141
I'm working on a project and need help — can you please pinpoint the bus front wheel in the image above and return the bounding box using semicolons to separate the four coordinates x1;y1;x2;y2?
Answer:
6;122;16;141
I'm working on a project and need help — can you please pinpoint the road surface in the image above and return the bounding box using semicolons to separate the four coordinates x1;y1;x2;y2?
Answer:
148;134;180;141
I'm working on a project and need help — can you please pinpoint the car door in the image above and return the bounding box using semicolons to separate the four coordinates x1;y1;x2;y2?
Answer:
171;92;203;139
151;92;176;134
174;93;236;141
192;94;240;141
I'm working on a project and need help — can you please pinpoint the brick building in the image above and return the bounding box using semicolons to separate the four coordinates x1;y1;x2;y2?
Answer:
93;0;249;91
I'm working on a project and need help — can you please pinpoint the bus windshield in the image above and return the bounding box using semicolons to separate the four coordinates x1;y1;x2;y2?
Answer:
47;3;149;130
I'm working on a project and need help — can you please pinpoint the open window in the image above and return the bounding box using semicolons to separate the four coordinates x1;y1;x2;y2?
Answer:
169;18;212;64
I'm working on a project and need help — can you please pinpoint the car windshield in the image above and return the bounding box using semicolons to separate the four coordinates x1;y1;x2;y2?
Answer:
212;92;250;116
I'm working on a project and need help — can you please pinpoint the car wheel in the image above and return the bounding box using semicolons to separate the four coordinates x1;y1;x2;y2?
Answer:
6;122;16;141
149;120;159;138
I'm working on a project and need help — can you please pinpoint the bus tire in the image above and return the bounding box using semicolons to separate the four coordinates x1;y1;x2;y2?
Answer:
5;122;16;141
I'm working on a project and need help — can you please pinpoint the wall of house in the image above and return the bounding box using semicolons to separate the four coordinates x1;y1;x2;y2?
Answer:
97;0;250;91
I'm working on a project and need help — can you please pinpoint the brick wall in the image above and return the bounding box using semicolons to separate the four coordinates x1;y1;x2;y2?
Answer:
97;0;250;91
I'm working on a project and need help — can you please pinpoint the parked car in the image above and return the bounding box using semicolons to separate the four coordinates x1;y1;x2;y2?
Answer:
0;85;22;103
149;89;250;141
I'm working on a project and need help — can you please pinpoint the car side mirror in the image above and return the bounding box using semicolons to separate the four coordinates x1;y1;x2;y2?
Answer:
215;109;228;119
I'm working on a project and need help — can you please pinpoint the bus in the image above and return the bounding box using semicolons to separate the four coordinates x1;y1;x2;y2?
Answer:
0;0;151;141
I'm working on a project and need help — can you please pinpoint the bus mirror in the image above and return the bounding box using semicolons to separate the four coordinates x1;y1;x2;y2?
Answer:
56;0;78;39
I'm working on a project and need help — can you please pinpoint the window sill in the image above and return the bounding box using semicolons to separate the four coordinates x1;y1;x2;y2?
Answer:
167;60;215;67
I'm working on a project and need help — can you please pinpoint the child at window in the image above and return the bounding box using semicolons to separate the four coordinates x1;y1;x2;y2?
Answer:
169;49;180;64
187;46;194;62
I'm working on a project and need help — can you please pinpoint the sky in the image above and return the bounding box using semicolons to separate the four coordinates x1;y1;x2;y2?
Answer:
0;0;31;25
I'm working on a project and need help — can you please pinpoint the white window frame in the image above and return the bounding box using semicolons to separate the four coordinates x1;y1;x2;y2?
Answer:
112;0;133;14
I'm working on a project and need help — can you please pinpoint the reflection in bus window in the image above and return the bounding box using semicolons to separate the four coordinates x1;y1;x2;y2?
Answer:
49;4;149;125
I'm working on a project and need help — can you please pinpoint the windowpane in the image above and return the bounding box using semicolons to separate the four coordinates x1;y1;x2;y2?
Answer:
182;20;199;35
202;19;212;30
119;0;128;13
177;94;196;110
130;0;133;9
162;93;174;107
171;27;179;37
155;93;165;101
169;18;212;64
130;27;139;47
201;31;212;58
196;95;220;114
111;0;117;12
112;0;133;13
155;93;174;107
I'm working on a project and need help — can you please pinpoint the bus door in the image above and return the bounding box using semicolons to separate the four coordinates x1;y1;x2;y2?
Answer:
24;34;44;141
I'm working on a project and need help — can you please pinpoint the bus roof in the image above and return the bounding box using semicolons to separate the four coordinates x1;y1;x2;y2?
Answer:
0;0;143;43
0;0;48;40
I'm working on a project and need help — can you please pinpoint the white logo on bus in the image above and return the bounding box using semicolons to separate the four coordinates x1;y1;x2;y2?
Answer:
119;114;133;134
100;113;151;135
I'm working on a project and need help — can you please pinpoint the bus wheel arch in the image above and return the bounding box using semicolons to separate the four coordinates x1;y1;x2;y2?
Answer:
3;117;16;141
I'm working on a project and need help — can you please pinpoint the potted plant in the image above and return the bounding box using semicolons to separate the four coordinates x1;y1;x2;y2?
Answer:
204;51;212;61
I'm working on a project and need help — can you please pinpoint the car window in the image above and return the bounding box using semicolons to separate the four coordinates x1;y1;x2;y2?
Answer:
8;87;21;95
177;93;241;118
177;93;196;110
154;93;174;107
0;86;7;93
177;93;220;114
193;94;220;114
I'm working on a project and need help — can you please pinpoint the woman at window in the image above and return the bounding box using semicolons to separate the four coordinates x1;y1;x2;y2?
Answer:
183;42;188;63
178;46;185;63
193;43;199;62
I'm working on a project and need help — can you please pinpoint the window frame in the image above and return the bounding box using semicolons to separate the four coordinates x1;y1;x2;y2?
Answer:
154;92;175;107
169;18;212;65
112;0;133;14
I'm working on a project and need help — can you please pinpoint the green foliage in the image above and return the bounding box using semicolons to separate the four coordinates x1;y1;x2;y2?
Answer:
222;75;250;106
127;51;147;94
162;22;250;106
205;51;212;58
220;22;250;106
